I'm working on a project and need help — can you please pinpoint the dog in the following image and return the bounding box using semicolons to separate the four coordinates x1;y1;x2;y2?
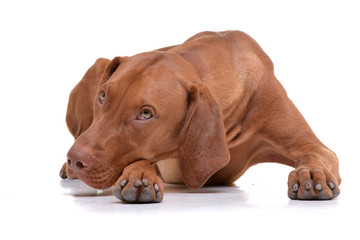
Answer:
60;30;341;203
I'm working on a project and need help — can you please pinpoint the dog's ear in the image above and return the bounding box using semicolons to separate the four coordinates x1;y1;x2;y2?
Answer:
100;56;122;85
66;58;110;138
178;83;230;189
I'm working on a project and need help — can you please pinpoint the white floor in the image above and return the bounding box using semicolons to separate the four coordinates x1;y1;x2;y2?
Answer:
1;163;358;240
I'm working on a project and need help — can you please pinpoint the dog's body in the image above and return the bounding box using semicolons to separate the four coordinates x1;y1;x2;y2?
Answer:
61;31;341;202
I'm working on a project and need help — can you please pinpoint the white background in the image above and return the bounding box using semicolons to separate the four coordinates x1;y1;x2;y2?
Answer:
1;0;359;239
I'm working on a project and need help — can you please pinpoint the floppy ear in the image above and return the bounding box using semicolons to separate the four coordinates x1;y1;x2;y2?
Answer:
66;58;110;139
99;56;123;85
178;83;230;189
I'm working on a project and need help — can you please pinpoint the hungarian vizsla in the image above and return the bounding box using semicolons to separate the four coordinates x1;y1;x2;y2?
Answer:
60;31;341;203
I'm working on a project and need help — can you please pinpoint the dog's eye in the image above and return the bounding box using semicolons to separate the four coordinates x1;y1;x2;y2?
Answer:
137;109;153;120
99;91;105;103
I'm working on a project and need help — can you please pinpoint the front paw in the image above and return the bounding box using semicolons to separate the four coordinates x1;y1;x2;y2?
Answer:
113;161;164;203
288;167;340;200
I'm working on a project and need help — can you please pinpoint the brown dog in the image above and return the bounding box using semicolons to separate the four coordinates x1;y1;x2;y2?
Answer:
60;31;341;203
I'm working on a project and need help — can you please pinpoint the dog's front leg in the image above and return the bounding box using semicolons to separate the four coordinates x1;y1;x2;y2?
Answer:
256;84;341;200
113;160;164;203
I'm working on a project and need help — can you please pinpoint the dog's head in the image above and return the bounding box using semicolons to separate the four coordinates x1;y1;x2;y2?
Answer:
66;52;230;189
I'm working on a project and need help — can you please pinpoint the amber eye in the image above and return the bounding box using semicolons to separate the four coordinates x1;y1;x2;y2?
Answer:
137;109;153;120
99;91;105;103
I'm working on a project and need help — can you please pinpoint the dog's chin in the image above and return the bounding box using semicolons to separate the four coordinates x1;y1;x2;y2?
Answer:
80;178;114;189
76;168;121;190
66;164;120;189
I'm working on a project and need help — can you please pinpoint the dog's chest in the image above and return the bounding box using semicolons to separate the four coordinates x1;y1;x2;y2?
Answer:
156;158;184;184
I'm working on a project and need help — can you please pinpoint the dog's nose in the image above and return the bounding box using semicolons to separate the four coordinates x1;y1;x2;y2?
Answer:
67;148;92;171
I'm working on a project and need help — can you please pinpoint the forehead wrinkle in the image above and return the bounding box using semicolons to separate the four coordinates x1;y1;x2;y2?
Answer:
103;52;188;117
104;52;171;98
103;75;151;122
125;74;186;118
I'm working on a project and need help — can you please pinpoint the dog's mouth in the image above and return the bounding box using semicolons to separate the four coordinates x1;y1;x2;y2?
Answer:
67;164;122;189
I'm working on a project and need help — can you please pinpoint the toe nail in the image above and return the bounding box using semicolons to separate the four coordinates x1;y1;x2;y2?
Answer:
328;181;335;189
134;180;142;187
120;180;127;187
154;184;160;192
292;184;299;192
142;179;149;187
305;182;311;190
315;183;323;191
